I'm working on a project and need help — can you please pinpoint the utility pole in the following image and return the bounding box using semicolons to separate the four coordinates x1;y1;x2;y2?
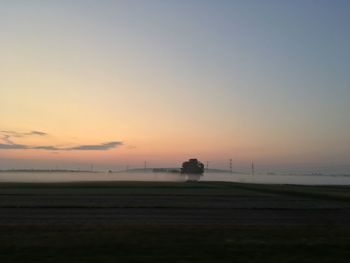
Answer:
206;161;209;171
229;159;233;173
251;162;255;176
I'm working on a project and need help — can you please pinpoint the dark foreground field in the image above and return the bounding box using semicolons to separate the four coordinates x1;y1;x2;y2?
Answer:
0;181;350;262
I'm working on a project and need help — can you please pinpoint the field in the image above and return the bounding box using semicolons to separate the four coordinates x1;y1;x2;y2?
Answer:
0;181;350;262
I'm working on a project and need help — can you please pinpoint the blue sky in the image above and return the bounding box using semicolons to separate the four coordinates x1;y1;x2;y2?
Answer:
0;0;350;172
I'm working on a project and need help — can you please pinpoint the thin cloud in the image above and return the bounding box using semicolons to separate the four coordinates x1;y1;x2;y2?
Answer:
2;135;14;144
0;130;123;151
1;130;48;137
1;130;49;149
29;131;47;136
67;141;123;151
0;142;122;151
0;143;28;150
31;142;123;151
32;146;60;151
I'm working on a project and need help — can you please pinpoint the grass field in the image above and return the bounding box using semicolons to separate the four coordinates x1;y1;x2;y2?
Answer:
0;181;349;262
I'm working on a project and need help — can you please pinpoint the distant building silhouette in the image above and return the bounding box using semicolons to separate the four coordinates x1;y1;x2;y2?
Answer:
181;159;204;174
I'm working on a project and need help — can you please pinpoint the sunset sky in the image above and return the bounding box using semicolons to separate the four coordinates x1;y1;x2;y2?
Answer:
1;0;350;172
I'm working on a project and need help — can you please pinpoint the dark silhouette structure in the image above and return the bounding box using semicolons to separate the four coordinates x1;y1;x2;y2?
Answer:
181;159;204;174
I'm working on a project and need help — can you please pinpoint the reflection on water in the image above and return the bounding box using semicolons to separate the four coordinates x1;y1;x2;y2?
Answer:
0;171;350;185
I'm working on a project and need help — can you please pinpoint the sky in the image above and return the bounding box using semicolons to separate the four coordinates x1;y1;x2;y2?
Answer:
1;0;350;172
